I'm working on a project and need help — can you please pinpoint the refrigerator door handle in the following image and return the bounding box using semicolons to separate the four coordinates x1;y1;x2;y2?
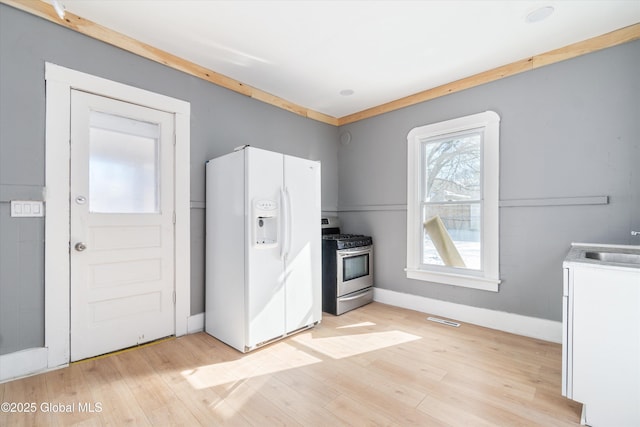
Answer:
285;186;292;259
280;188;288;260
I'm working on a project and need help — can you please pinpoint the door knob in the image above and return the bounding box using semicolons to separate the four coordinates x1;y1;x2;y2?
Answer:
75;242;87;252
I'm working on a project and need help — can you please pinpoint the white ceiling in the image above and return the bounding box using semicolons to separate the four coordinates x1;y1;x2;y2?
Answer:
58;0;640;119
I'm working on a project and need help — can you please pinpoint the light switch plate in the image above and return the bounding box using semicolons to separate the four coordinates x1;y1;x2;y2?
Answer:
10;200;44;217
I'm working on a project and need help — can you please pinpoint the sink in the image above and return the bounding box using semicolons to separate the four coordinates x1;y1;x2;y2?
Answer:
565;243;640;269
585;251;640;265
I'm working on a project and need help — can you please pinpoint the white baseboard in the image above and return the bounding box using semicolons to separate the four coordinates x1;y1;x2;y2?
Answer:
0;347;50;383
373;288;562;343
187;313;205;334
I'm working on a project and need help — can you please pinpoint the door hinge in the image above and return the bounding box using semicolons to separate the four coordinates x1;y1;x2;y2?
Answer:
173;291;176;304
172;212;176;224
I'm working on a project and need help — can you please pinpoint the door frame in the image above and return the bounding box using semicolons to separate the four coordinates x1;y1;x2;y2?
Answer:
44;63;191;368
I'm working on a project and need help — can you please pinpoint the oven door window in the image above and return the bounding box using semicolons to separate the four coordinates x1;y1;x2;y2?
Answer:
343;254;369;281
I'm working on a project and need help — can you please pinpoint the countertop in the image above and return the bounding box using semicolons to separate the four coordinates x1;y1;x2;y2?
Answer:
564;243;640;270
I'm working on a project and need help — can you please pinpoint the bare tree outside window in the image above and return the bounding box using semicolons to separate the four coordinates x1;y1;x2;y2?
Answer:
421;131;482;270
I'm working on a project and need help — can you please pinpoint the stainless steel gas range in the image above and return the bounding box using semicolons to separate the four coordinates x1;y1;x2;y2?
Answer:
321;217;374;315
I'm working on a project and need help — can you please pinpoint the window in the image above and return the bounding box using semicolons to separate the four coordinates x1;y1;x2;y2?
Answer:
406;111;500;291
89;111;160;213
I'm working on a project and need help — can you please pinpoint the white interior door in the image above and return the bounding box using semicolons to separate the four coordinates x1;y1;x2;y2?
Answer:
70;90;175;361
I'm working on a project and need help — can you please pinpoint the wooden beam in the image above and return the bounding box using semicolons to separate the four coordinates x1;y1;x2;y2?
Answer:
532;22;640;69
1;0;340;126
339;58;534;125
2;1;638;127
338;23;640;125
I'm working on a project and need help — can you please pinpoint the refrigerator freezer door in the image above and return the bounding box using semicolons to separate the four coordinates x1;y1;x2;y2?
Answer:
283;155;322;333
245;148;286;348
205;151;246;351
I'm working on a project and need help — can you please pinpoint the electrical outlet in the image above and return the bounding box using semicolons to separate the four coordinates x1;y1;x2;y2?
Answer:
10;201;44;217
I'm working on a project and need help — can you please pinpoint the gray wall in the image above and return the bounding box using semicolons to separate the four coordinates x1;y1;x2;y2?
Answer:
337;40;640;321
0;4;339;355
1;3;638;357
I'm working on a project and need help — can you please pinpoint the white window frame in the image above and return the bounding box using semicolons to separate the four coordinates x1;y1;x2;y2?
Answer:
406;111;500;292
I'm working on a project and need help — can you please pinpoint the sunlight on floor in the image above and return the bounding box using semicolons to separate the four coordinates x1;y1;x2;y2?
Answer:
337;321;376;329
292;329;421;359
182;326;421;391
181;343;322;389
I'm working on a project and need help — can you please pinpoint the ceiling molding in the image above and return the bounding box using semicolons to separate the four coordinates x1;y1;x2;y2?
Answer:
1;0;339;126
2;0;639;127
338;22;640;126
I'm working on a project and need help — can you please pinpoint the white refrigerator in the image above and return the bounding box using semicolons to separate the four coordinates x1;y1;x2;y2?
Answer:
205;146;322;352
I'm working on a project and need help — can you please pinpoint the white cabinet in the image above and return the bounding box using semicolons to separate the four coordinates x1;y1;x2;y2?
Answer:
563;244;640;427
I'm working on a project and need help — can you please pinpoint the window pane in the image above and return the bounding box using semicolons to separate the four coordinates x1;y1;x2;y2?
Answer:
423;132;481;202
343;254;369;281
89;111;160;213
422;203;481;270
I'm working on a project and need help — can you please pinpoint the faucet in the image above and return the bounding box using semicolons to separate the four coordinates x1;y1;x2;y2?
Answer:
632;231;640;236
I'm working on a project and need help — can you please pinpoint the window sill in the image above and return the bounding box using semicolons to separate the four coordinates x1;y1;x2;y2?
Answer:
405;268;500;292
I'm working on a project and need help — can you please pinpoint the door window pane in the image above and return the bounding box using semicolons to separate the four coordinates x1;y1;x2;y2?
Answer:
89;111;160;213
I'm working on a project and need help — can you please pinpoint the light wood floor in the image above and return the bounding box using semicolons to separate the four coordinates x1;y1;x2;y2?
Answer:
1;302;581;426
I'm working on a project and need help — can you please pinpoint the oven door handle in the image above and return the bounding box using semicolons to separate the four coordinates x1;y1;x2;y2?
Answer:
337;246;372;258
